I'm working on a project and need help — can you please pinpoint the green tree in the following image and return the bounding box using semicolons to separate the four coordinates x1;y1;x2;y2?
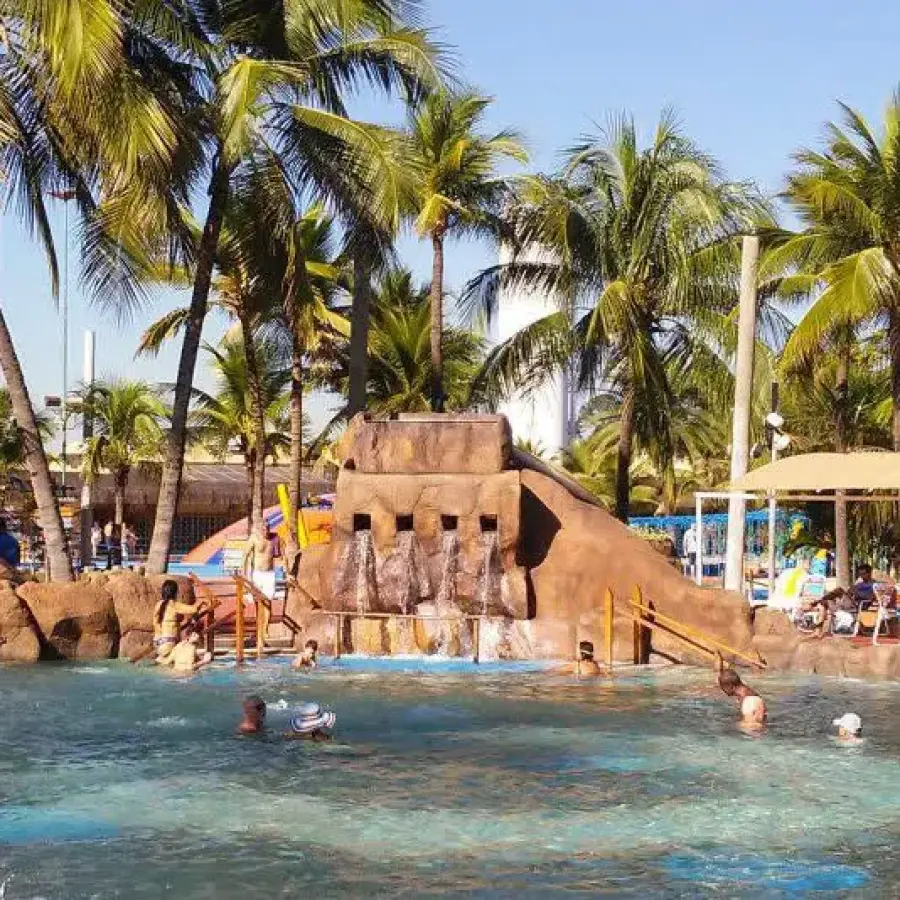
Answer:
409;90;527;410
773;92;900;451
0;0;189;580
468;113;770;521
95;0;445;574
81;381;166;525
192;333;292;534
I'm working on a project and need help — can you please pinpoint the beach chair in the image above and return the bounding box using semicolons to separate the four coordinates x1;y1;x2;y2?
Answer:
793;575;828;633
853;584;898;644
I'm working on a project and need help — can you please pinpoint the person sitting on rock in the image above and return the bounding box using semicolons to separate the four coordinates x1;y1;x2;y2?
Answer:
718;666;767;728
153;579;207;663
161;627;212;673
286;702;336;742
555;641;603;677
239;696;267;735
292;639;319;669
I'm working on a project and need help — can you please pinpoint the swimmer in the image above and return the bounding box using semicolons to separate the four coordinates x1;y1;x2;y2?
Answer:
292;639;319;669
718;667;767;727
153;579;208;663
833;712;863;742
161;628;212;673
285;702;336;742
555;641;603;677
239;695;267;735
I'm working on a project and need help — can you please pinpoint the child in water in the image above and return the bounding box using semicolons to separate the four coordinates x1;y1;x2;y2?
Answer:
292;639;319;669
239;696;267;734
718;667;767;727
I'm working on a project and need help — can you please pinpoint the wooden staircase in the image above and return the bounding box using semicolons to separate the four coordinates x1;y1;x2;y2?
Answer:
189;574;301;659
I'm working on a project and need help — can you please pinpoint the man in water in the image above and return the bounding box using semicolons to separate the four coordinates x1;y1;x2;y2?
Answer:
286;702;336;742
243;527;275;645
239;696;267;735
833;712;863;741
718;667;767;727
292;639;319;669
556;641;603;676
161;628;212;673
0;519;21;568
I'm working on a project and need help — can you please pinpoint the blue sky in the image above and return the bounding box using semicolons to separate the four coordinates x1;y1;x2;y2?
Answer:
1;0;898;433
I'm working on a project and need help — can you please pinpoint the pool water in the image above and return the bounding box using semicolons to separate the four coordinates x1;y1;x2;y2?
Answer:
1;660;899;898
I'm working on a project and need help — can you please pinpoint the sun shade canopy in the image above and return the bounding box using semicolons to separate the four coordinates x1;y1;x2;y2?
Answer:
730;452;900;493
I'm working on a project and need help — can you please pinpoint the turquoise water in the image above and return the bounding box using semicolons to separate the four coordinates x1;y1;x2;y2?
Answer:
0;660;898;897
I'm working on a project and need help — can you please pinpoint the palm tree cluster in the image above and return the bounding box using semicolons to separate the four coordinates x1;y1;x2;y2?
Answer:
3;1;900;582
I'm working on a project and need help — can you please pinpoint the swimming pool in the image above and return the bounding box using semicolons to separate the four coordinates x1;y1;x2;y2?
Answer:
0;659;898;897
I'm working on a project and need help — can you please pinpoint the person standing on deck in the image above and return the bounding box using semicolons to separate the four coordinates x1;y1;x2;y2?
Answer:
243;528;274;647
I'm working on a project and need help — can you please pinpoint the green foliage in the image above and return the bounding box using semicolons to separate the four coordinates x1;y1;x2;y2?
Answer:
80;380;166;483
192;333;294;462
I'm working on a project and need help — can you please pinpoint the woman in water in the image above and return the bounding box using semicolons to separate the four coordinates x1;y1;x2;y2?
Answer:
153;579;207;663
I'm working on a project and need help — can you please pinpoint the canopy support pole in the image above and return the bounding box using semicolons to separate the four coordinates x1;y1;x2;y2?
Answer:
694;494;703;587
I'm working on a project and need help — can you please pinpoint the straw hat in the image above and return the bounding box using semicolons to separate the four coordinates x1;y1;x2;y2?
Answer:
289;702;336;735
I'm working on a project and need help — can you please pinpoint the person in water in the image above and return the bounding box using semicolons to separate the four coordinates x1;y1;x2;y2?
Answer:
292;639;319;669
239;696;267;735
153;579;208;662
286;702;336;742
161;628;212;673
556;641;603;676
833;712;863;741
718;667;767;727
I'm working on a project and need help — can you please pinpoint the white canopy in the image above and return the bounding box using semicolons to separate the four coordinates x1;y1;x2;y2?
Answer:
730;452;900;493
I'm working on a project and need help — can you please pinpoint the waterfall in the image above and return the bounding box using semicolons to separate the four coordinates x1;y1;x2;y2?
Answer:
353;530;379;612
433;530;461;655
390;530;430;614
477;531;502;616
435;530;460;611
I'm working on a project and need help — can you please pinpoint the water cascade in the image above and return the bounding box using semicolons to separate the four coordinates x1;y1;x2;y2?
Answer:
332;529;379;613
477;530;503;616
433;529;467;655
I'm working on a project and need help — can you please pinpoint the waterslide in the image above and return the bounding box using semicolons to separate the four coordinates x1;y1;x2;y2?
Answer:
182;497;334;566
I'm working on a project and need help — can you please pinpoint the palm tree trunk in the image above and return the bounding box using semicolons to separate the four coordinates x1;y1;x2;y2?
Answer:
246;454;255;536
289;335;304;530
615;393;636;523
429;231;445;412
146;155;230;574
240;315;267;539
834;340;850;588
348;250;372;416
0;308;73;581
890;309;900;452
113;472;126;525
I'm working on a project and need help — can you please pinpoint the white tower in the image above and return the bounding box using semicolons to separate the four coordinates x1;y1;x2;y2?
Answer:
494;244;569;457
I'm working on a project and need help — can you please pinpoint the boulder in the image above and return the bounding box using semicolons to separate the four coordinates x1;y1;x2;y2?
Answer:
18;581;119;660
753;607;795;637
0;581;40;662
343;413;512;475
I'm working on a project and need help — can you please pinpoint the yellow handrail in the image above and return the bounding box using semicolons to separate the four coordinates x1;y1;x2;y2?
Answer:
627;590;765;669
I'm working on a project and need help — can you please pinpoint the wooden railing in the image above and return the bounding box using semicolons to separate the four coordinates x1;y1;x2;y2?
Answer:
599;584;765;670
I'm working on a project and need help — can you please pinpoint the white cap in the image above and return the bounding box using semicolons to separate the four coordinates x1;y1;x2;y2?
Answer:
833;713;862;735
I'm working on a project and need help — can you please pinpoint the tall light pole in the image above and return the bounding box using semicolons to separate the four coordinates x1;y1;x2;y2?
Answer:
724;235;759;594
80;330;95;566
50;190;76;497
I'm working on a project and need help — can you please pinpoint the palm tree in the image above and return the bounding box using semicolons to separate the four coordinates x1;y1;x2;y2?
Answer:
192;334;291;534
96;0;445;574
81;381;166;525
467;113;769;521
0;0;228;580
408;90;527;410
318;268;487;414
773;91;900;451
